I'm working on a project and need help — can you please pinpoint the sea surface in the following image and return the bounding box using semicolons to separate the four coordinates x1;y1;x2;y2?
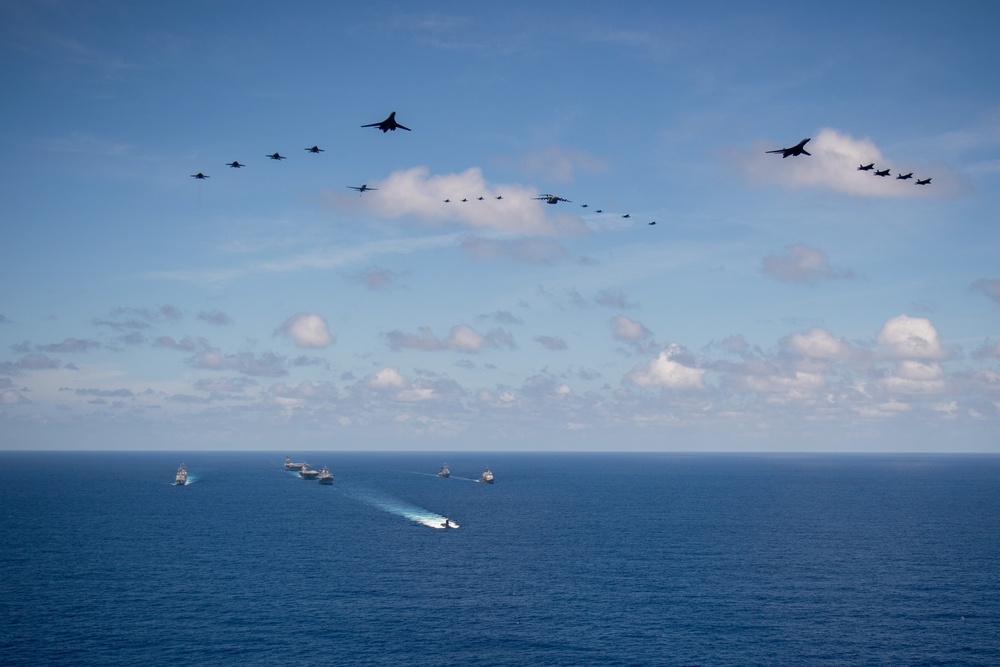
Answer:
1;452;998;666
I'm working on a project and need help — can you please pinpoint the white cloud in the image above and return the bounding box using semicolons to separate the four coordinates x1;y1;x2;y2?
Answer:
761;244;852;285
337;166;588;236
278;313;334;349
626;345;705;390
785;327;852;360
877;314;946;360
365;367;407;391
882;361;946;395
612;314;652;341
385;325;516;353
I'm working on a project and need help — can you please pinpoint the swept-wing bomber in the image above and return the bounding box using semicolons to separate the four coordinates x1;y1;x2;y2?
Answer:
915;178;932;185
305;146;324;153
533;194;571;204
348;184;377;194
266;153;287;160
766;138;811;158
896;172;913;180
362;111;411;133
874;168;891;177
226;161;245;168
857;163;875;171
191;172;209;179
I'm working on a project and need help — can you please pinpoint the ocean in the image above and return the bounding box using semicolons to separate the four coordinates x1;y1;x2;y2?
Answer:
1;452;998;666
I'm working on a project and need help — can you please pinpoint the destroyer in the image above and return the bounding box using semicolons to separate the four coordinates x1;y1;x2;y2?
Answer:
317;466;333;485
437;463;451;478
478;468;494;484
175;463;188;486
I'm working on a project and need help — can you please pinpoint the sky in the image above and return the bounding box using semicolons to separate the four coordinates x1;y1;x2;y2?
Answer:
1;1;999;452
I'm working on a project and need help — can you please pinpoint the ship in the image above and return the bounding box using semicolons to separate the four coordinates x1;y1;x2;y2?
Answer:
437;463;451;478
284;456;307;471
174;463;187;486
478;468;494;484
299;466;320;480
317;466;333;485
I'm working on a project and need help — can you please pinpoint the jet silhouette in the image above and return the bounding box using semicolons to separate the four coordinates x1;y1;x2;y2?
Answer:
362;111;411;132
874;168;891;177
305;146;324;153
533;194;571;204
858;163;875;171
266;153;287;160
896;172;913;180
347;184;377;194
622;214;631;219
595;209;603;213
581;204;589;208
915;178;932;185
766;138;811;158
226;161;245;168
191;172;209;179
443;199;451;203
495;195;503;200
648;221;656;225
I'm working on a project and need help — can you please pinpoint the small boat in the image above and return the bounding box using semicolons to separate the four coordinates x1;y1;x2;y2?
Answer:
478;468;494;484
437;463;451;478
174;463;187;486
284;456;307;471
317;466;333;484
299;466;320;480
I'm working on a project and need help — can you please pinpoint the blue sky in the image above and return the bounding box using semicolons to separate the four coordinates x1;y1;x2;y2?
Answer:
2;1;998;451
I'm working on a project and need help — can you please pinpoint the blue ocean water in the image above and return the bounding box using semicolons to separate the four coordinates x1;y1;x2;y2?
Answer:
1;452;998;666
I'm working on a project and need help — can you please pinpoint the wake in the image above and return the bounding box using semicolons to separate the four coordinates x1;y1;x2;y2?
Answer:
338;486;459;529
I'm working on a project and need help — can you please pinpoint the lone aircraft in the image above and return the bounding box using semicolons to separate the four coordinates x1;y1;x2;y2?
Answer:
362;111;411;133
896;172;913;180
915;178;932;185
533;194;571;204
858;163;875;171
874;168;892;177
766;138;811;158
348;184;377;194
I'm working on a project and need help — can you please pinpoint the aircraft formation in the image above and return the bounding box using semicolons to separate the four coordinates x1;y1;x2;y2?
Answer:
766;138;933;185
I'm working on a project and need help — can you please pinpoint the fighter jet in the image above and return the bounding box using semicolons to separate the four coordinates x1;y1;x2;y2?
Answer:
622;214;631;219
896;172;913;180
595;209;603;213
191;172;209;179
443;199;451;203
226;161;245;168
347;184;377;194
915;178;932;185
305;146;324;154
766;138;811;158
362;111;411;133
648;221;656;226
266;153;287;160
533;194;571;204
495;196;503;200
857;163;875;171
581;204;589;208
874;168;892;177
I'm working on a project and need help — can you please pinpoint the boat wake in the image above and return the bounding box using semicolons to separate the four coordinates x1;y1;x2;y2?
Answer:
340;487;458;529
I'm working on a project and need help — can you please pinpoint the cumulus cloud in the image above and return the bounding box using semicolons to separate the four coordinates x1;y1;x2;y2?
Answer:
189;348;288;377
783;327;853;360
385;325;516;353
340;166;588;236
761;244;853;285
881;360;947;394
877;314;947;360
626;344;706;390
969;278;1000;306
612;315;652;342
278;313;334;349
742;128;942;197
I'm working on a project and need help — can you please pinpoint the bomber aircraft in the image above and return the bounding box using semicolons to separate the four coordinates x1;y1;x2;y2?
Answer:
533;194;571;204
858;163;875;171
896;172;913;180
226;161;245;168
916;178;932;185
766;138;811;158
348;184;377;194
874;168;892;177
191;172;209;179
266;153;287;160
305;146;324;153
362;111;411;132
